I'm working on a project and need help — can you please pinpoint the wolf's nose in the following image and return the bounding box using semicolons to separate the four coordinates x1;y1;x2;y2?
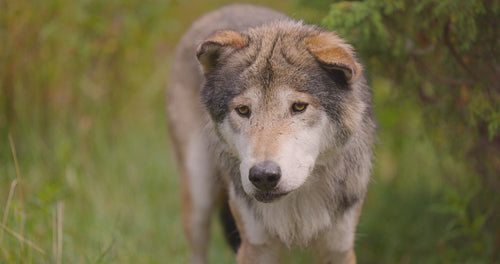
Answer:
249;161;281;191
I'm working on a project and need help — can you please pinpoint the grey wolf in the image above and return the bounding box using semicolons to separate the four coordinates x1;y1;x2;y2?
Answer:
166;4;375;264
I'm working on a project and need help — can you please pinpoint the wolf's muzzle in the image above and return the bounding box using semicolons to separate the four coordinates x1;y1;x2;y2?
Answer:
249;161;281;191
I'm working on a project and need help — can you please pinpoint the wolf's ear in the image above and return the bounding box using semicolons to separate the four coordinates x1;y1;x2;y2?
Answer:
305;32;362;83
196;30;248;75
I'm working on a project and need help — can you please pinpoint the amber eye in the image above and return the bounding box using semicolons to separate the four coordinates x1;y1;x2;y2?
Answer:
235;105;250;117
291;103;308;113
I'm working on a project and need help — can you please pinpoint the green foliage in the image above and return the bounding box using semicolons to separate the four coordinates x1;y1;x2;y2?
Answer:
322;0;500;141
0;0;187;262
1;0;498;263
322;0;500;263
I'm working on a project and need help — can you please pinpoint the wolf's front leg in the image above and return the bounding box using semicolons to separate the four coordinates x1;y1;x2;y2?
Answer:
182;135;221;264
316;248;357;264
228;191;284;264
236;240;284;264
314;204;362;264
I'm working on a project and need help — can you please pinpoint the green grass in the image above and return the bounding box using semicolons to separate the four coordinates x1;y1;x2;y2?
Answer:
0;0;496;263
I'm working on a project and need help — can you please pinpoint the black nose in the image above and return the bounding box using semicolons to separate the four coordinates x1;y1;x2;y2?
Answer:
249;161;281;191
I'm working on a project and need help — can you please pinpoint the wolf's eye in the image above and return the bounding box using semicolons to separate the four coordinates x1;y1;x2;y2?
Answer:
235;105;250;117
291;103;308;114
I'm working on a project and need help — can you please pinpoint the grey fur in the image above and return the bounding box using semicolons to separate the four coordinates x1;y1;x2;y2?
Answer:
166;4;376;263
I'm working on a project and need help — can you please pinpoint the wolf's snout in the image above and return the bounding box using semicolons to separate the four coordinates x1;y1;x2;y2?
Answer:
249;161;281;191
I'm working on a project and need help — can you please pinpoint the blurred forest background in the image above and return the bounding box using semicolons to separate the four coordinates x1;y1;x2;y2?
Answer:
0;0;498;263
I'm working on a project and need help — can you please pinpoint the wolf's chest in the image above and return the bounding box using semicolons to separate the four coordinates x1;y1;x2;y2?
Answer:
254;184;334;246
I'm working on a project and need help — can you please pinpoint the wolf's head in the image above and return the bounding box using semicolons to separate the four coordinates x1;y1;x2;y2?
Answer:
196;21;368;203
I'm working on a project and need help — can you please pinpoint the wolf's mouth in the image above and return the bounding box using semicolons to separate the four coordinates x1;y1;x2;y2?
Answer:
253;191;289;203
